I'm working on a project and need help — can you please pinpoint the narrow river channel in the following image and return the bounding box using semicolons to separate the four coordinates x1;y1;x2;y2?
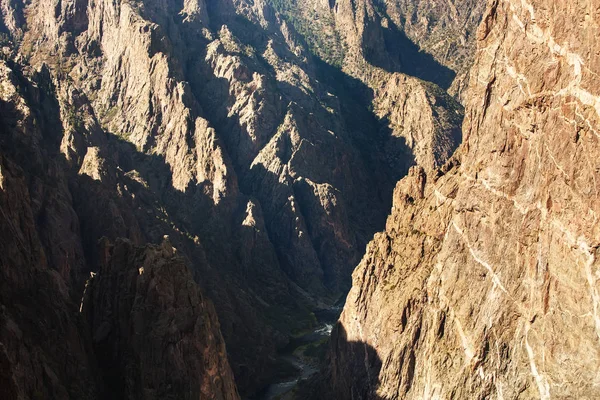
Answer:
254;307;341;400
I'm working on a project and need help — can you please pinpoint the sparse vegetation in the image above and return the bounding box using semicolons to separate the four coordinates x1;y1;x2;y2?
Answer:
294;336;329;360
0;32;11;47
269;0;346;67
103;105;119;123
66;106;84;131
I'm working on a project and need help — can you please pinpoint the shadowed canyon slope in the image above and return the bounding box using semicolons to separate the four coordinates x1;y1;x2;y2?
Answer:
270;0;482;170
0;0;477;397
2;0;598;397
331;0;600;398
84;238;239;400
0;60;239;399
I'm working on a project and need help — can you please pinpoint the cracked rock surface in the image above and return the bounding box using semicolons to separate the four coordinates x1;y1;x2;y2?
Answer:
331;0;600;399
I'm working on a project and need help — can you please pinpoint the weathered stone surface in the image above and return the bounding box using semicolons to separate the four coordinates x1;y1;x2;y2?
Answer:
83;237;239;400
0;59;239;400
0;0;25;40
331;0;600;398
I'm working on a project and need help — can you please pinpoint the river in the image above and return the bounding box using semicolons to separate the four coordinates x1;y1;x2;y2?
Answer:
254;308;340;400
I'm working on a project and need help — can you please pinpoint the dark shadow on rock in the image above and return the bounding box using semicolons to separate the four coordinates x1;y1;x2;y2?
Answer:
71;132;318;397
1;5;429;400
294;322;387;400
180;11;416;296
363;18;456;90
0;68;106;399
328;322;384;400
312;57;417;183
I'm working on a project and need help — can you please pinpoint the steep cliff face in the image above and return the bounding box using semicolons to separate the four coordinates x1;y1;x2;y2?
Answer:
270;0;470;172
331;0;468;173
378;0;487;99
83;238;239;400
0;60;100;400
332;0;600;398
16;0;372;296
270;0;485;98
0;59;239;399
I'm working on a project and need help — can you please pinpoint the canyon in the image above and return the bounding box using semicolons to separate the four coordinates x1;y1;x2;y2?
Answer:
1;0;597;399
0;0;476;396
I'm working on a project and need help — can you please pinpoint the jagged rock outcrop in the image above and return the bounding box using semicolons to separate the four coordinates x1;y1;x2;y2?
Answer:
270;0;470;172
5;0;345;392
371;74;463;173
0;58;239;399
328;0;473;170
83;237;239;400
331;0;600;398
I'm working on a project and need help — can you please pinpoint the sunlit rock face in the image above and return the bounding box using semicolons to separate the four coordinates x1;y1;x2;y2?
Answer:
331;0;600;398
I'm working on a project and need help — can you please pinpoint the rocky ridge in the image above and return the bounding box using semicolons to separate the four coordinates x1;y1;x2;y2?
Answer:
84;237;239;400
270;0;473;172
331;0;600;398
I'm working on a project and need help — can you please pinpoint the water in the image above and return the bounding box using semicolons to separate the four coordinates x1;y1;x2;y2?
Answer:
256;309;340;400
259;355;319;400
314;323;334;336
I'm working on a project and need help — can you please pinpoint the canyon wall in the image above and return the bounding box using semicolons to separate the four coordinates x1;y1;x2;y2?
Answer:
0;59;239;399
270;0;481;172
331;0;600;398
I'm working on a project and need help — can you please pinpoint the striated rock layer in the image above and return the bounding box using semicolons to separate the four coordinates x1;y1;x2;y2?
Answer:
331;0;600;399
